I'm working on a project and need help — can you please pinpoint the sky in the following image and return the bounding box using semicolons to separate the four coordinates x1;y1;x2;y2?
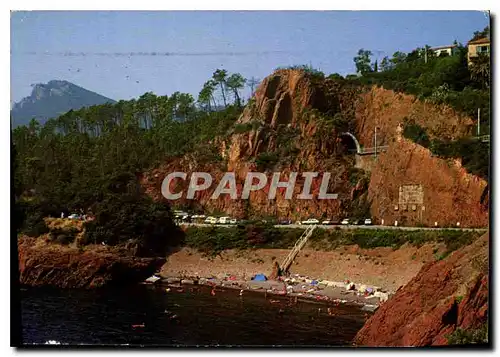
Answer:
10;11;489;104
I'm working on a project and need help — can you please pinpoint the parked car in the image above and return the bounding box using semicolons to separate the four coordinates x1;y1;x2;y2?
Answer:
173;210;188;217
173;211;189;220
352;219;364;225
321;219;338;225
364;218;372;225
68;213;80;220
341;218;350;225
301;218;319;225
218;216;232;224
204;216;217;224
191;214;206;223
279;219;292;225
229;218;237;224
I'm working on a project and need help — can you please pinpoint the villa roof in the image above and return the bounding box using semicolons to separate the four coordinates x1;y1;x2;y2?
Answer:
468;37;490;45
430;44;456;50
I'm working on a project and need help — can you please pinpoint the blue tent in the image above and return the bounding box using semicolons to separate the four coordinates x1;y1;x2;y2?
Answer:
253;274;267;281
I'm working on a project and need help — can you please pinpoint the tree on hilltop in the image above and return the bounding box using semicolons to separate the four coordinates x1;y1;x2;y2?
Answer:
226;73;246;108
353;49;373;75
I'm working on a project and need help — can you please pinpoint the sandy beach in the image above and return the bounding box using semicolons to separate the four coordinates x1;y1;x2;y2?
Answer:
160;241;445;288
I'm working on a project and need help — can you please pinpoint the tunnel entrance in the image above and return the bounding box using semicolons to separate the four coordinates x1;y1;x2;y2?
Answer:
339;132;361;155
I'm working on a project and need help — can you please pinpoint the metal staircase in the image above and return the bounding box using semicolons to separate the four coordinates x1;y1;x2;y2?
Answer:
280;225;317;274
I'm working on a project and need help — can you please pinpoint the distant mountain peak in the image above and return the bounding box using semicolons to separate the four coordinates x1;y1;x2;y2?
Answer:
11;80;116;128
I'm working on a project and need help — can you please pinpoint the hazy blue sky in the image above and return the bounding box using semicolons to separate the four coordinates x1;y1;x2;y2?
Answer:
11;11;489;104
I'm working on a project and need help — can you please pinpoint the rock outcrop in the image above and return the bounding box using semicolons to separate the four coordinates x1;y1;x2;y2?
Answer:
142;69;361;221
354;86;474;148
141;69;488;227
354;232;489;346
18;237;165;289
368;136;488;227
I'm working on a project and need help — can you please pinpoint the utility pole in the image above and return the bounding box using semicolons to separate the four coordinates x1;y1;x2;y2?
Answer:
425;46;428;64
374;126;378;159
477;108;481;136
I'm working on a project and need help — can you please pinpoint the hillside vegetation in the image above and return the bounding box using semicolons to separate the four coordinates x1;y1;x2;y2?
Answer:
13;26;490;252
348;26;490;135
13;69;247;255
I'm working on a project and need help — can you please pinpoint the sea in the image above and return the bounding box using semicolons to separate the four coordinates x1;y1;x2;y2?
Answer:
18;284;366;347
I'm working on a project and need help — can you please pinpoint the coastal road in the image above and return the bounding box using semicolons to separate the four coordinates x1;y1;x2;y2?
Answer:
178;222;487;232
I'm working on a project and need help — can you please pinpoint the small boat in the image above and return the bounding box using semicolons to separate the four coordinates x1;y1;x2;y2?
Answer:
144;275;161;284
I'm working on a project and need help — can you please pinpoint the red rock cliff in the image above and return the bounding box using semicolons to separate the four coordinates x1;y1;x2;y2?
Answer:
141;70;487;226
142;70;362;220
355;86;474;148
368;135;488;227
354;232;489;346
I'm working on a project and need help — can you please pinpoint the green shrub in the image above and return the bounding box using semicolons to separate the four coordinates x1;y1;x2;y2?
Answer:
447;324;488;345
276;65;325;81
402;119;430;147
55;234;74;245
255;152;279;171
48;227;79;245
233;121;259;134
82;193;183;257
16;200;57;237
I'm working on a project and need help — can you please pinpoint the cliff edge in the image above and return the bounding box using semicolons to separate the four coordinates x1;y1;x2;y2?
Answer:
354;232;488;346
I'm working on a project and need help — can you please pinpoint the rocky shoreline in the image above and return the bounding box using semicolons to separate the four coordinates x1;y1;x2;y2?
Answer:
354;232;489;346
18;237;165;289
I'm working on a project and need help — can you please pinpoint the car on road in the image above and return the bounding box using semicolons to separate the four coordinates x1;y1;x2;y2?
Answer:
341;218;350;225
229;218;237;224
217;216;232;224
173;210;189;218
321;219;338;225
191;214;206;223
301;218;319;225
364;218;372;225
204;216;218;224
279;219;292;225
